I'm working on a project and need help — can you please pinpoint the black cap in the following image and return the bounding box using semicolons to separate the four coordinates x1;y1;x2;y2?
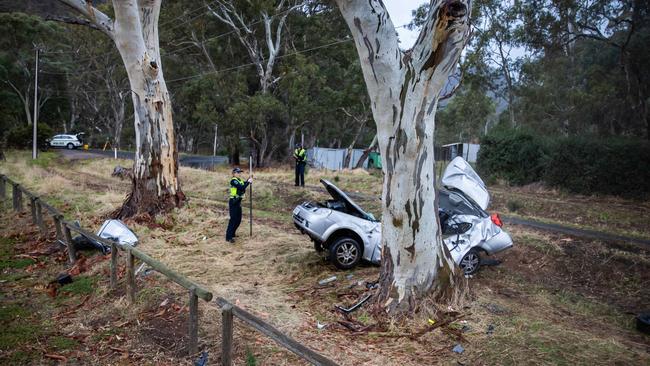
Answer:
232;167;243;173
295;143;302;148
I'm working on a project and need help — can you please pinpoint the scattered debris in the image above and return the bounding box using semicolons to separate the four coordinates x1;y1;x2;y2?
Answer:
318;276;337;285
56;273;73;285
194;351;208;366
481;258;502;266
316;321;328;330
428;319;436;325
335;294;372;314
484;303;509;315
452;344;465;354
461;325;471;333
112;165;133;180
636;313;650;334
346;274;354;280
365;281;379;290
487;324;495;335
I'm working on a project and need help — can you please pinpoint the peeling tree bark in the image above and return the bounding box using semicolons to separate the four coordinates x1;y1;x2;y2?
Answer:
58;0;184;218
335;0;471;313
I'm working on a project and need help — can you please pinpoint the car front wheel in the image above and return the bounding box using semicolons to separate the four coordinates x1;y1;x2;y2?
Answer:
460;249;481;275
329;237;361;270
66;143;75;150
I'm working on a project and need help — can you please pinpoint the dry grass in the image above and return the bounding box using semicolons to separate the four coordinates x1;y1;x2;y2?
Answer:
1;150;649;365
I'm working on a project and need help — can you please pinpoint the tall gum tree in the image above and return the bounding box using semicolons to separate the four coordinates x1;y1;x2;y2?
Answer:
334;0;471;313
57;0;185;218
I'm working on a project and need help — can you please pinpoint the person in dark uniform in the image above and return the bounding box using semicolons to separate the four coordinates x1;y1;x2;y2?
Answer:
226;167;252;243
293;143;307;187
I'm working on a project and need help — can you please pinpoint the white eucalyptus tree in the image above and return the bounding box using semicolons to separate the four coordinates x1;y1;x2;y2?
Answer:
57;0;184;218
334;0;471;312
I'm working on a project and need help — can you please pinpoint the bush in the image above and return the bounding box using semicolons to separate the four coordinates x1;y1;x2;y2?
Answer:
477;128;548;185
544;137;650;198
5;123;53;150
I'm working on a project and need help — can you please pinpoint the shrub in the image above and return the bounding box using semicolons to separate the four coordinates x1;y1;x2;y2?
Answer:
544;137;650;198
477;128;548;185
5;123;53;150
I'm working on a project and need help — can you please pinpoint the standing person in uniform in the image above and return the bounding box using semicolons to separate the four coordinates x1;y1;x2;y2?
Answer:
226;167;252;243
293;143;307;187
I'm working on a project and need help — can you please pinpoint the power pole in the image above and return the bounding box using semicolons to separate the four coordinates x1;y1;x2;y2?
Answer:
32;48;39;160
213;124;218;156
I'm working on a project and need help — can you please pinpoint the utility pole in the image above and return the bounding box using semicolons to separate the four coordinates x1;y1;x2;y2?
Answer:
249;137;253;237
213;124;218;156
32;48;39;160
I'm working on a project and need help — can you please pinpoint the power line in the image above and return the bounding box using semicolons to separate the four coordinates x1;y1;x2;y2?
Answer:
167;37;354;83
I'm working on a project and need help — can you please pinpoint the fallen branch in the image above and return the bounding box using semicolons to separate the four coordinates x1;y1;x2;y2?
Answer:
44;353;68;362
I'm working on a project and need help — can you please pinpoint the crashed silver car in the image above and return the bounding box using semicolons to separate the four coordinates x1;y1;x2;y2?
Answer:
292;157;513;275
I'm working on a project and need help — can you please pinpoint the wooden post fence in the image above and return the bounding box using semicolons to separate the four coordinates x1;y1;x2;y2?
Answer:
215;297;338;366
12;183;22;212
110;242;118;289
0;174;338;364
0;175;6;205
30;196;38;224
126;247;136;304
221;304;233;366
188;287;199;356
62;223;76;264
35;199;47;235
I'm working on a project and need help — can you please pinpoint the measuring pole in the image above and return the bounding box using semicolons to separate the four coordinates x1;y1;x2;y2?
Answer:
32;48;39;160
249;145;253;237
213;124;218;156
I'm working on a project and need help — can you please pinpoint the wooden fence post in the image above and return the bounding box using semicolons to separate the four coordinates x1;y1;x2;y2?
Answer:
30;196;38;224
12;184;22;212
110;242;118;289
63;224;76;264
221;304;233;366
188;287;199;357
35;200;47;236
126;248;136;303
0;175;5;206
54;215;64;248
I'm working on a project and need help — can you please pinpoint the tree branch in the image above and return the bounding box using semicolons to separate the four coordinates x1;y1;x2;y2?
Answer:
56;0;115;40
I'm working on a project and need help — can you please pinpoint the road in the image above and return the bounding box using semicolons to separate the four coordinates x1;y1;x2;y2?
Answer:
58;148;229;169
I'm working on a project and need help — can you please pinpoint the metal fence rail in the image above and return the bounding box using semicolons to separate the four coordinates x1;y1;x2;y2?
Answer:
0;173;338;365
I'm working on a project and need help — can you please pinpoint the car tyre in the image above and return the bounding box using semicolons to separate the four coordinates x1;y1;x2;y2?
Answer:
460;248;481;275
329;237;361;270
66;143;75;150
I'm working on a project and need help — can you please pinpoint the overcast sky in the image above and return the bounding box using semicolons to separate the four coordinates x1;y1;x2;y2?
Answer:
384;0;427;48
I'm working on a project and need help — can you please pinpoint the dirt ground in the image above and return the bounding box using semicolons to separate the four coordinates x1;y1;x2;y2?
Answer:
1;151;649;365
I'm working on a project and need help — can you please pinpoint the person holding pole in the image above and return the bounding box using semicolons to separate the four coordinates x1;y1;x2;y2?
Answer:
226;167;252;243
293;143;307;187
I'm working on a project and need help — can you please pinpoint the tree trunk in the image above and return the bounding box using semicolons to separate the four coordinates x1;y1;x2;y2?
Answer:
58;0;185;219
111;1;184;218
355;134;377;169
335;0;470;313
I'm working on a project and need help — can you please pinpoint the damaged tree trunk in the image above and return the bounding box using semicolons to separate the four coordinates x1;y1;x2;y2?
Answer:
334;0;471;313
58;0;184;218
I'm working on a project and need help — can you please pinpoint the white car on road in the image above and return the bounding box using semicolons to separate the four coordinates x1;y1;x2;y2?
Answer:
48;134;84;149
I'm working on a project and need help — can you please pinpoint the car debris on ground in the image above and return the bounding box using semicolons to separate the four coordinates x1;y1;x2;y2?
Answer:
69;219;138;254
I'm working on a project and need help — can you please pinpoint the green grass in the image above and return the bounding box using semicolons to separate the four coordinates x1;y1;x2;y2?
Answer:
0;323;41;350
26;151;58;168
245;347;257;366
59;276;98;296
0;304;28;323
0;237;35;270
49;336;79;350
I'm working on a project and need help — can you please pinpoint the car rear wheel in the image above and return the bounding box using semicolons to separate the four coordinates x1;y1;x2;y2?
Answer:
66;143;75;150
460;248;481;275
329;237;361;270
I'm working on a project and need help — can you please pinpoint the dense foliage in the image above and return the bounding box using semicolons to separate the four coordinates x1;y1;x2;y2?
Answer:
0;0;648;172
477;128;548;185
544;138;650;198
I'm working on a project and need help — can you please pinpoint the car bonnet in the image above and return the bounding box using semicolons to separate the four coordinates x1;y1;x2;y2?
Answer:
441;157;490;210
320;179;375;221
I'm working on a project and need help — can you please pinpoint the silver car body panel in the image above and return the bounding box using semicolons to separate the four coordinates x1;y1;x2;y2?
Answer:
97;219;139;246
442;156;490;210
293;168;513;268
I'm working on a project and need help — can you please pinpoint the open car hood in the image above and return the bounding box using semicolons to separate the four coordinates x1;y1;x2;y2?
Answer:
320;179;376;221
441;157;490;210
